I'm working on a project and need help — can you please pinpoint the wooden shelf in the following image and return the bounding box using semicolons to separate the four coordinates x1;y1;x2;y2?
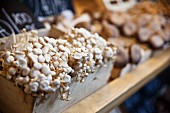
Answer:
63;48;170;113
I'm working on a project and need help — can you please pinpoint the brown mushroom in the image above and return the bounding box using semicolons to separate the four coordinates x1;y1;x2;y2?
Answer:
149;21;162;32
109;12;125;27
123;21;137;36
138;27;152;42
115;47;129;68
138;14;152;27
101;11;114;22
149;35;164;49
74;22;91;31
129;44;142;64
102;20;120;39
91;20;103;34
158;28;170;42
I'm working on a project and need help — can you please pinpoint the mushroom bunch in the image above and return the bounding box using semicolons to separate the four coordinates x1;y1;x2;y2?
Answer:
62;28;117;81
81;11;170;49
115;44;141;68
0;28;117;99
111;38;148;68
135;14;170;49
52;9;170;49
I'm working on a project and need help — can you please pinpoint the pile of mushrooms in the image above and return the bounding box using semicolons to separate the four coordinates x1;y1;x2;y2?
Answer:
74;11;170;49
0;28;117;100
114;43;142;68
51;9;170;49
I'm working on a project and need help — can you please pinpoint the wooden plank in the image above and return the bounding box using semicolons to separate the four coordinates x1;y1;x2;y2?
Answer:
64;48;170;113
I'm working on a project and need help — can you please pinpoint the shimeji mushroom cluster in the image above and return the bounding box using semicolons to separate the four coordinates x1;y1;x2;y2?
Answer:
0;28;117;100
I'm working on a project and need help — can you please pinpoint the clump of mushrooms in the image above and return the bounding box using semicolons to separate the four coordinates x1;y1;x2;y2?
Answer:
0;28;117;100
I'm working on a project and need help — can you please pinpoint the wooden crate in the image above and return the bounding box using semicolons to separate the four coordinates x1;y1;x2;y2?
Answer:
0;28;114;113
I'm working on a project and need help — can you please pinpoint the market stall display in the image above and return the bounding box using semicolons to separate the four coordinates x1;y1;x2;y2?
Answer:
1;0;170;113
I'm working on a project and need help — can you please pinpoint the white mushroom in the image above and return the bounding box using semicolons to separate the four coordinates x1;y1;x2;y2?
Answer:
58;45;71;54
29;82;39;92
33;62;42;70
48;38;56;44
53;55;59;61
28;53;38;63
44;36;50;42
94;48;102;54
30;69;41;78
49;52;55;56
6;74;12;80
39;80;50;91
27;46;33;52
59;73;65;78
8;67;16;76
63;85;70;91
42;47;49;55
53;61;59;68
57;39;67;45
73;52;82;59
22;67;30;76
66;67;73;73
5;51;11;57
39;37;47;45
90;38;97;44
60;61;69;68
75;48;81;53
16;76;24;85
86;44;92;49
14;61;19;67
15;51;25;59
38;55;45;63
104;47;113;58
23;76;30;83
47;43;54;50
95;54;103;60
63;74;71;83
33;48;42;55
77;42;82;47
29;37;37;43
53;79;60;87
6;56;14;64
38;74;47;81
47;74;52;81
44;54;51;62
41;64;51;75
18;58;27;67
50;71;56;76
34;43;43;48
77;37;85;42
